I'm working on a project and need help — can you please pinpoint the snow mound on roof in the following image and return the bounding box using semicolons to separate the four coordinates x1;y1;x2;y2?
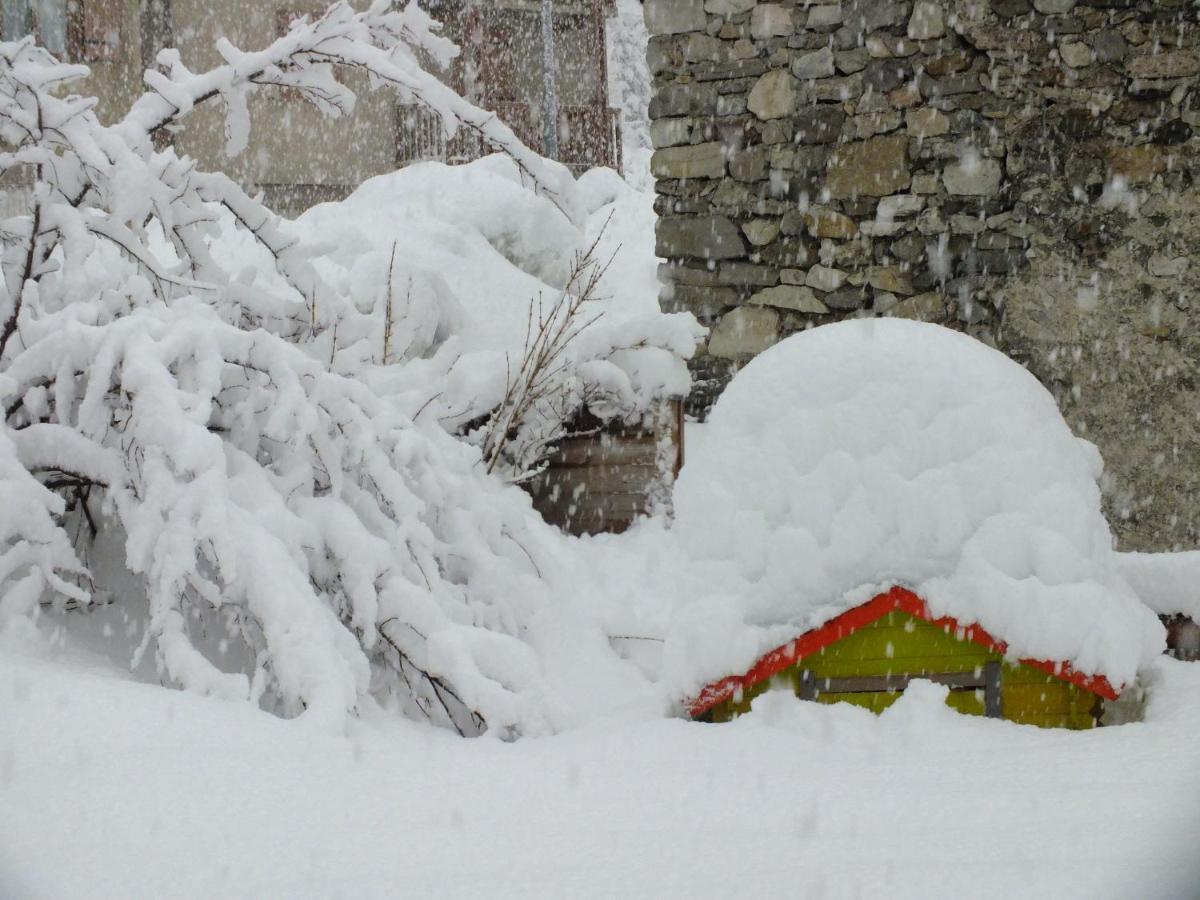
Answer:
1116;551;1200;620
671;319;1164;692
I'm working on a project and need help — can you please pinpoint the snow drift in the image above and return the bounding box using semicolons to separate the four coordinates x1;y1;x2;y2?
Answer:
668;319;1165;696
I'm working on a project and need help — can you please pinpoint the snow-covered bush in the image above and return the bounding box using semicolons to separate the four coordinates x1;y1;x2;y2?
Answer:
666;319;1165;697
262;159;698;482
0;2;695;735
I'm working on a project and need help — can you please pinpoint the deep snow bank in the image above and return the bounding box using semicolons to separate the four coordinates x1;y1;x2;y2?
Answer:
669;320;1164;695
4;648;1199;899
1117;551;1200;620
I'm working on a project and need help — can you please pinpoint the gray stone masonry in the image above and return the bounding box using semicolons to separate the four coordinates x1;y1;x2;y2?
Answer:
646;0;1200;551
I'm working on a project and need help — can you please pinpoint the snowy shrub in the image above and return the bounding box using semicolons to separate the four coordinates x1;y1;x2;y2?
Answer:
0;2;694;735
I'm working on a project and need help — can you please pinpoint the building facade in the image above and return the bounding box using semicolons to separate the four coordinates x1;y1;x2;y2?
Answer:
2;0;620;214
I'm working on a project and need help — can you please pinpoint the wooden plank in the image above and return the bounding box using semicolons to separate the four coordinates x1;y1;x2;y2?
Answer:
548;438;658;468
799;671;988;695
526;486;648;535
527;464;659;495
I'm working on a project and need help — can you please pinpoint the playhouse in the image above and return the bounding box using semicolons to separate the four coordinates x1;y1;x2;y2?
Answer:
667;320;1165;729
688;586;1117;729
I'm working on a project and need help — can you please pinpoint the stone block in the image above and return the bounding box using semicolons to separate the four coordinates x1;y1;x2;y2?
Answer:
733;39;758;60
1033;0;1074;13
942;158;1003;195
758;240;819;268
920;72;983;99
657;215;746;260
867;265;914;294
717;262;781;287
748;70;799;120
911;174;939;195
907;1;945;40
1060;41;1093;68
890;233;926;262
704;0;756;15
906;107;949;138
794;106;846;143
664;284;738;320
886;291;944;321
887;82;922;108
990;0;1031;16
729;147;768;182
842;0;904;33
951;213;987;234
1127;52;1200;80
803;207;859;238
836;48;869;74
649;83;718;118
650;117;692;149
651;142;726;179
646;37;681;74
925;51;973;77
877;194;925;219
682;34;733;64
751;5;794;39
854;109;903;139
806;264;848;292
808;4;845;29
742;219;781;246
1093;30;1126;64
825;284;870;309
1148;254;1188;278
1107;145;1167;184
644;0;707;36
761;120;793;144
864;59;909;93
792;46;836;79
707;307;780;358
716;94;749;117
749;284;831;313
812;74;864;102
824;134;910;198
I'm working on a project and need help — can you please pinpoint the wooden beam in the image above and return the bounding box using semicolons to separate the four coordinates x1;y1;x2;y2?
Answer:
984;660;1003;718
797;670;989;696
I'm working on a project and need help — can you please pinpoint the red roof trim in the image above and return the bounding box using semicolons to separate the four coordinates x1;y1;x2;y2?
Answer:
685;586;1120;717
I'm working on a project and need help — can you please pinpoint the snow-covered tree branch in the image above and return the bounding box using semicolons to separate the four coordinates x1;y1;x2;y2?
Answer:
0;1;696;736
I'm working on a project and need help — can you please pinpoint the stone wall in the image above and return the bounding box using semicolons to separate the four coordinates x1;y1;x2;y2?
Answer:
645;0;1200;550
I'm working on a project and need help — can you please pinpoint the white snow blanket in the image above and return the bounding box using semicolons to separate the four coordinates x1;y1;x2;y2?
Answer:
6;649;1200;898
1117;551;1200;620
667;319;1165;696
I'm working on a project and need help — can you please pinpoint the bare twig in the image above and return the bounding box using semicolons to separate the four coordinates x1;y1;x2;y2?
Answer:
480;223;616;479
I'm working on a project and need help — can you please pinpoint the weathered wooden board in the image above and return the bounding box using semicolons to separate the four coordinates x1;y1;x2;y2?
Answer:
525;399;683;535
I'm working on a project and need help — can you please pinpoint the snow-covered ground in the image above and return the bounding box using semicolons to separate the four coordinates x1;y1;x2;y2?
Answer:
4;647;1199;899
4;15;1200;895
